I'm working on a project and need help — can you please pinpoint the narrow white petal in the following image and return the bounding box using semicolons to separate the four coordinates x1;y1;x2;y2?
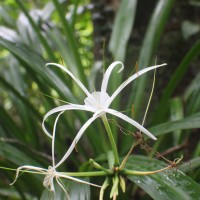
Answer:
52;112;64;168
106;108;157;140
42;104;94;138
101;61;124;94
46;63;91;97
55;114;99;168
108;63;167;106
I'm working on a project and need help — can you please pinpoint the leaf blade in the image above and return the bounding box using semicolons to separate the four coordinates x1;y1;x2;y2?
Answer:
127;155;200;200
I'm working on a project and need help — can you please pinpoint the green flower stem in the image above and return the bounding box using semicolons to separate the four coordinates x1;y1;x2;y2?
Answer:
0;166;107;177
89;159;113;175
61;171;107;177
102;115;119;166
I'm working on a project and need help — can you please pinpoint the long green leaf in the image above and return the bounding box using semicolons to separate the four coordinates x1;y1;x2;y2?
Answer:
52;0;87;85
169;97;183;145
149;112;200;137
0;188;36;200
108;0;137;141
40;179;90;200
0;142;44;194
15;0;56;61
128;0;174;116
127;155;200;200
184;71;200;100
184;71;200;115
179;157;200;173
109;0;137;62
153;39;200;123
0;105;22;139
121;0;174;154
0;38;75;102
0;77;42;121
0;6;15;27
40;0;67;22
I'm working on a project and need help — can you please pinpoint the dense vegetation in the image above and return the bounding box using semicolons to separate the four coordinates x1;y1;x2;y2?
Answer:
0;0;200;199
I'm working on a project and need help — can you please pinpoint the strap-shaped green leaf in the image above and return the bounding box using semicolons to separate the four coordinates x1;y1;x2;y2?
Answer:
149;112;200;137
127;155;200;200
109;0;137;62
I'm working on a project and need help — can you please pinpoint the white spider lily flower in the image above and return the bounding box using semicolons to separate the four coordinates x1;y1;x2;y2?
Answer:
42;61;166;169
11;112;100;195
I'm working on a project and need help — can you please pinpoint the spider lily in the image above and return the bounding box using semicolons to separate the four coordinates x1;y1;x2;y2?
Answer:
11;112;100;195
42;61;166;168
